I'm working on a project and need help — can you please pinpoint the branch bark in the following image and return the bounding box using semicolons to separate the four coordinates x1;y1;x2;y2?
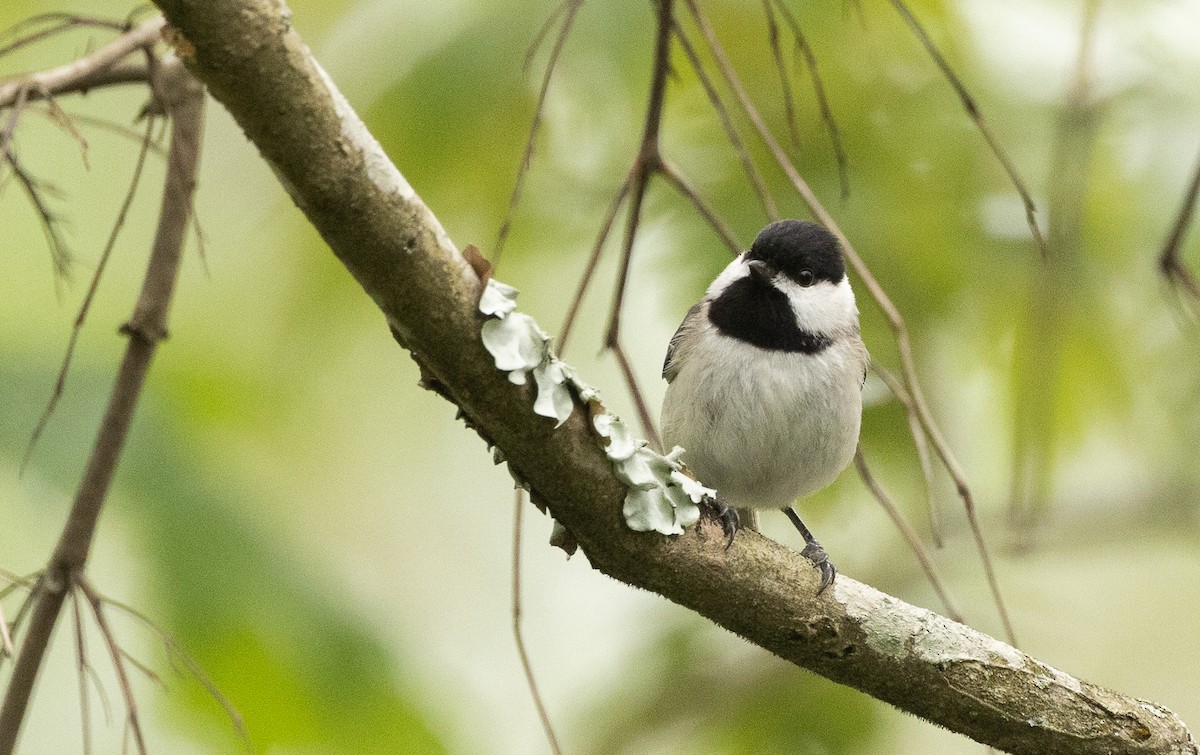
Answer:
142;2;1196;753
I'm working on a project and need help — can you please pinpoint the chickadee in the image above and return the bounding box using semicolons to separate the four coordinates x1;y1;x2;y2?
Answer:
661;220;868;592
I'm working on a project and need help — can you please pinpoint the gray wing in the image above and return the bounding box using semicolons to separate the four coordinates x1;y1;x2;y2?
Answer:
663;302;704;383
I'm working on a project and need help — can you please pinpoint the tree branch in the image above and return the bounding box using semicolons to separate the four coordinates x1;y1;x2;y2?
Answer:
0;17;161;108
0;57;203;754
142;2;1196;753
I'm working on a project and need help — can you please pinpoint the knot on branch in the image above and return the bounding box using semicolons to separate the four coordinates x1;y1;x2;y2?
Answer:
119;320;168;344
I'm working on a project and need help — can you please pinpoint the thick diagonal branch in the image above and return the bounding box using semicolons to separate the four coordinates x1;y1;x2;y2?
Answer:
143;3;1195;754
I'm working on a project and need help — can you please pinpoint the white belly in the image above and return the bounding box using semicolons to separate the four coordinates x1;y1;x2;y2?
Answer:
660;330;864;510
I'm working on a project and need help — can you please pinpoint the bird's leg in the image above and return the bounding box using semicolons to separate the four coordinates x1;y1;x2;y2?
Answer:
702;492;740;549
782;507;836;594
736;507;760;533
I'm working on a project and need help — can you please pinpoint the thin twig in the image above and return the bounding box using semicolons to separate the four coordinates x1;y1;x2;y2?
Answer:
523;0;572;75
0;16;163;108
854;449;963;622
0;572;39;606
80;582;146;755
0;13;126;59
682;0;1017;645
771;0;850;200
0;60;204;753
610;341;663;452
601;0;675;448
1159;148;1200;312
3;142;73;281
887;0;1046;257
761;0;800;148
672;24;778;221
557;170;633;355
22;114;157;474
0;604;12;658
493;0;583;267
511;489;564;755
70;590;94;755
38;87;90;169
119;650;164;688
872;362;940;546
29;104;163;153
99;596;248;749
3;578;41;636
658;158;741;255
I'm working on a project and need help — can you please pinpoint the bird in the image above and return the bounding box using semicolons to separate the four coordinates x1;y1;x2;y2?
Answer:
660;219;868;592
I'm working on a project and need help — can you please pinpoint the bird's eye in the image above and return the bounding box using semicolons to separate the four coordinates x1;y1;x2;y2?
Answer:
798;270;815;287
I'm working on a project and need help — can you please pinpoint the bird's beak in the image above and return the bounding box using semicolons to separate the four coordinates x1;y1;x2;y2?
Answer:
747;259;774;282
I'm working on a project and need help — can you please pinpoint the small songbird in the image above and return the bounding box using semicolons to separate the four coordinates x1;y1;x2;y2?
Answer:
660;220;868;592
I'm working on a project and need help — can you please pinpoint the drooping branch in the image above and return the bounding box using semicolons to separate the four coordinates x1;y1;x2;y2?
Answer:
140;2;1197;753
0;57;204;754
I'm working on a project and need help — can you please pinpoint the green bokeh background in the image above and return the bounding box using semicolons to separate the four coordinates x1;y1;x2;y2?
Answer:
3;0;1199;752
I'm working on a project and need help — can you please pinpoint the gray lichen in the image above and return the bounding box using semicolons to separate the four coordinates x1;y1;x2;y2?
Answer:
594;415;706;535
478;277;708;536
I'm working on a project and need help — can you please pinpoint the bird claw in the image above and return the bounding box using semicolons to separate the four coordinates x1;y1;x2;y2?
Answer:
702;494;740;549
800;540;836;594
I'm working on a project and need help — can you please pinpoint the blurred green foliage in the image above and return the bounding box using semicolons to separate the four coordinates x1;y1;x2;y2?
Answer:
3;0;1200;753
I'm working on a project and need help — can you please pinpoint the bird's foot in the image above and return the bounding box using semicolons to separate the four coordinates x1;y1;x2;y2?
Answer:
800;539;836;595
701;493;740;549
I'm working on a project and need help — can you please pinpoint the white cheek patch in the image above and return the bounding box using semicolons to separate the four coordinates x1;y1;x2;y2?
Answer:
774;275;859;335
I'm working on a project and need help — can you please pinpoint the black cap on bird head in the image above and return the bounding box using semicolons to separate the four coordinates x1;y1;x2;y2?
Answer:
746;220;845;287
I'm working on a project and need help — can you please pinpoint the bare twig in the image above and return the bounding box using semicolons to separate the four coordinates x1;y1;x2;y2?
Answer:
2;142;73;281
99;596;248;749
1159;148;1200;311
0;13;127;59
0;17;124;62
658;158;741;255
854;449;962;622
512;490;563;755
681;0;1017;646
1;18;158;289
29;103;162;151
118;650;164;688
38;89;90;169
0;17;161;107
672;25;778;220
22;114;158;474
0;604;12;658
493;0;583;267
602;0;675;448
872;362;940;546
0;579;39;668
761;0;800;148
79;582;146;755
609;341;662;451
887;0;1046;256
523;0;572;74
69;590;95;755
771;0;850;200
557;170;633;355
558;0;750;439
0;59;203;754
